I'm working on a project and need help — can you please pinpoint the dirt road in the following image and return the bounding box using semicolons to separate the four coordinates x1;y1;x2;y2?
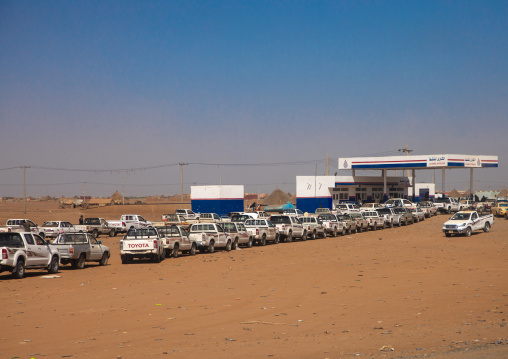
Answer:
1;202;507;358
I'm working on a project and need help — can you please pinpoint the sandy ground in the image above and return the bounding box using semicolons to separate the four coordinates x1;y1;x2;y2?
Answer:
0;201;507;359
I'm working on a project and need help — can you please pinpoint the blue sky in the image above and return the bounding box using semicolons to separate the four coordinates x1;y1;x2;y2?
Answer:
1;0;507;197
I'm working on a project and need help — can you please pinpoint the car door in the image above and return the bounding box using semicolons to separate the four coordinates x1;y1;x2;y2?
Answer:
88;235;103;260
23;233;44;267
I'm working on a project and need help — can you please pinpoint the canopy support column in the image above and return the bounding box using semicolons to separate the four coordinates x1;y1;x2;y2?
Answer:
442;168;446;196
383;169;387;202
412;169;416;202
470;168;474;200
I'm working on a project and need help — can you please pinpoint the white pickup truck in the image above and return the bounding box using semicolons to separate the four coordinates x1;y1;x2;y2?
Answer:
175;209;200;220
0;232;60;279
270;215;306;242
51;232;110;269
442;211;494;237
317;214;345;237
107;215;152;234
120;227;164;263
434;197;462;214
244;219;280;246
188;223;233;253
0;219;47;238
223;222;254;248
155;225;197;258
41;221;78;238
75;217;116;237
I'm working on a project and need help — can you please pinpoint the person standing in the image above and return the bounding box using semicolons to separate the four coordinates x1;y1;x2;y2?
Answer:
79;215;84;225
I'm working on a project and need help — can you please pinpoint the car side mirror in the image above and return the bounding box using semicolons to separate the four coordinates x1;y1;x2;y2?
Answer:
98;240;102;244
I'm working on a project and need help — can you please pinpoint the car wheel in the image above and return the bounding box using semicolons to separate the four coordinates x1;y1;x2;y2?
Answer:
73;254;86;269
445;233;452;237
373;222;377;231
465;227;471;237
322;230;327;238
311;230;316;240
172;244;179;258
260;234;266;246
12;260;25;279
92;229;98;238
273;233;280;244
225;240;232;252
109;229;116;237
232;238;238;250
121;254;128;264
483;222;490;233
48;256;59;274
301;230;307;241
152;252;161;263
208;241;215;253
99;252;109;266
189;243;197;256
286;232;292;243
416;217;419;223
358;225;363;233
247;236;253;248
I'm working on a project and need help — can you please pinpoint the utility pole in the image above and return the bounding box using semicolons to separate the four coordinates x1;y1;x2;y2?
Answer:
122;174;125;205
179;163;188;203
83;182;86;209
23;166;28;214
326;153;329;176
398;145;413;178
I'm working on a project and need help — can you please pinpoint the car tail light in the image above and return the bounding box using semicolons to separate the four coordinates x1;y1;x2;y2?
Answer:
8;228;11;232
256;229;259;236
281;225;285;230
202;233;205;240
122;222;126;227
69;247;74;255
2;248;7;259
166;240;169;245
153;240;158;248
120;241;123;250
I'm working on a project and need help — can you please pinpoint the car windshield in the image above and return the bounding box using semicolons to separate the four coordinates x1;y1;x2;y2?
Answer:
377;208;391;214
57;233;87;244
43;222;59;227
451;213;471;220
318;214;335;221
156;226;182;236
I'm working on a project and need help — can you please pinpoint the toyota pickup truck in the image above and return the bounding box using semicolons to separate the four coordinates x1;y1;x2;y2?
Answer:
0;219;47;238
270;215;306;242
299;216;325;239
75;217;116;237
155;225;197;258
188;223;233;253
335;203;360;214
434;197;462;214
362;211;386;230
442;211;494;237
349;212;369;232
223;222;254;248
120;227;164;263
336;213;358;234
375;207;401;228
0;232;60;279
175;209;200;220
108;215;152;234
244;219;280;246
198;213;222;223
41;221;78;238
317;214;345;237
51;232;110;269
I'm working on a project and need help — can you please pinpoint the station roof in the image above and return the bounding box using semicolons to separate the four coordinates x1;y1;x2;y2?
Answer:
338;154;498;170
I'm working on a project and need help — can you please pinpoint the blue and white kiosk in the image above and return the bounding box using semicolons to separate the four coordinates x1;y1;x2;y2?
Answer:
296;154;498;213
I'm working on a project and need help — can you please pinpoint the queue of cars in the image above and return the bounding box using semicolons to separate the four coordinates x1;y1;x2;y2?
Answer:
1;197;502;279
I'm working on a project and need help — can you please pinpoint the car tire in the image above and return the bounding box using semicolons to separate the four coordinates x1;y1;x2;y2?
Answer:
92;229;98;238
445;233;452;237
232;238;238;250
483;222;490;233
225;240;232;252
373;222;377;231
99;252;109;266
189;243;197;256
311;230;316;240
48;256;59;274
109;229;116;237
301;230;307;241
121;254;128;264
465;227;471;237
12;260;25;279
246;236;253;248
73;254;86;269
286;232;292;243
208;241;215;253
273;233;280;244
259;234;266;246
172;244;179;258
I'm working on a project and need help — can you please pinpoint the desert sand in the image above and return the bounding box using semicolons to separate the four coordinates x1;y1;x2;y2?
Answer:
0;200;507;359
